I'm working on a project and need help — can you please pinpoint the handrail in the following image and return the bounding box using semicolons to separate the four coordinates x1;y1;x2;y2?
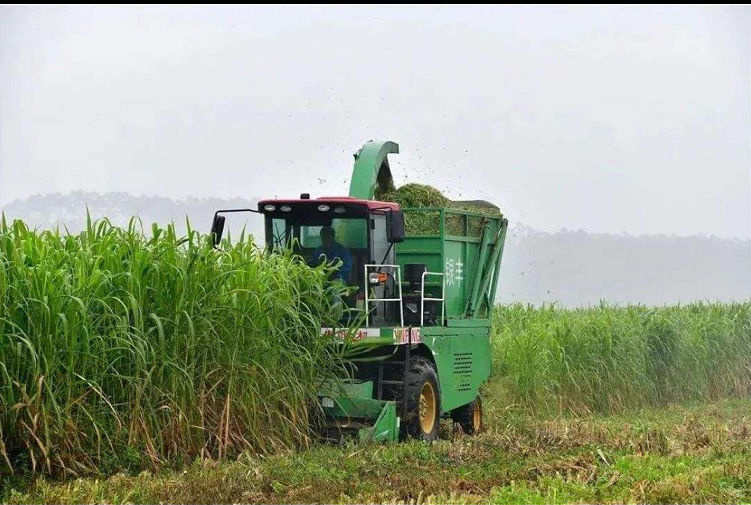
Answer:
364;264;404;328
420;271;445;326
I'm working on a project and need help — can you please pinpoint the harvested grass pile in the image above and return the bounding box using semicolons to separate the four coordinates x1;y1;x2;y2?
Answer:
0;217;348;475
377;183;502;236
377;183;449;208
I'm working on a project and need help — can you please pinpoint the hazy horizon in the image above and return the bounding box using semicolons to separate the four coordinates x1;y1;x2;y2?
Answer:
3;190;749;307
4;188;751;242
2;5;749;239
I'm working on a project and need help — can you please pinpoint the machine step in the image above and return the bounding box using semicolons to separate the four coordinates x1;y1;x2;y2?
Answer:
381;360;406;367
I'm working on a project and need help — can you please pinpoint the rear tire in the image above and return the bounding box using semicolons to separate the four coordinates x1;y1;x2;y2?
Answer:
451;395;482;435
398;356;440;442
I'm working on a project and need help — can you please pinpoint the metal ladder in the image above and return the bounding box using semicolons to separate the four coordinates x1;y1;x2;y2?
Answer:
375;327;413;421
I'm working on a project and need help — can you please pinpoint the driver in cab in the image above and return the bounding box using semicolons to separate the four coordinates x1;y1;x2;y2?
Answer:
309;226;352;283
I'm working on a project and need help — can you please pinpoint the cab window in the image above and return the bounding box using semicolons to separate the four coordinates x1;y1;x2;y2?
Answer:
301;219;367;249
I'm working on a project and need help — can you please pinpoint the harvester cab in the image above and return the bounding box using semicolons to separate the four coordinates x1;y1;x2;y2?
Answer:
211;140;508;443
254;196;407;326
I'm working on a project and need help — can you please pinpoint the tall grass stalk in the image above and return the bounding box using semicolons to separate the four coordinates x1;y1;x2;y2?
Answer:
0;216;347;475
4;215;751;475
492;303;751;414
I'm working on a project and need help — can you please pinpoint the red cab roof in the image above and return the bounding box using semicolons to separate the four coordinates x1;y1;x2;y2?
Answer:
258;196;400;211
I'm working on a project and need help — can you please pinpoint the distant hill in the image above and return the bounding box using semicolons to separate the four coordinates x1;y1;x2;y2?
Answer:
499;225;750;307
3;192;749;307
2;191;264;238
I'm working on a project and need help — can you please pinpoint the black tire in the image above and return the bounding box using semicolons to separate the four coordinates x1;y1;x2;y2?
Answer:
451;395;483;435
398;356;441;442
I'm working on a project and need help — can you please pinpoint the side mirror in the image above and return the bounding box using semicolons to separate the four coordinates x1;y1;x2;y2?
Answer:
386;210;405;243
210;215;226;246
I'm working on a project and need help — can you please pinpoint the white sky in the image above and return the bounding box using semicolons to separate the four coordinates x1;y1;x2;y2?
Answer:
1;5;749;238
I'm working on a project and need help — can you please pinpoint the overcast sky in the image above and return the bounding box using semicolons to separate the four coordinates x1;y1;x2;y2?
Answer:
1;5;749;238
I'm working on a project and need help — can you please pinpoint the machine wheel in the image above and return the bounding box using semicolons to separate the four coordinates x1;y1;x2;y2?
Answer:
399;356;441;442
451;396;483;435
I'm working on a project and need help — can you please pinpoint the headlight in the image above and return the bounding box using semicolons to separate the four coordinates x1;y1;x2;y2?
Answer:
333;206;345;214
317;204;330;212
263;204;276;212
280;205;292;212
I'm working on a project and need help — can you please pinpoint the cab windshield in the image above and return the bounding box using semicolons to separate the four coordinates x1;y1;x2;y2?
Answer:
266;212;369;290
262;202;398;327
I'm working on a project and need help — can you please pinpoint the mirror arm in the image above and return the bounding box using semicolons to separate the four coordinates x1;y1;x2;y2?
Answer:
211;208;260;249
213;208;260;218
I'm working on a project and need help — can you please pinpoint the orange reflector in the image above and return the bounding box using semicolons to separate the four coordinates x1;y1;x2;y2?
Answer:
368;272;388;285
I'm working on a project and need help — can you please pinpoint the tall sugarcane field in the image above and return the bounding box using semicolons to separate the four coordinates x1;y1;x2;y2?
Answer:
2;141;751;504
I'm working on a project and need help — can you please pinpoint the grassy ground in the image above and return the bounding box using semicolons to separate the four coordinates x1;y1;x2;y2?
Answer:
5;395;750;504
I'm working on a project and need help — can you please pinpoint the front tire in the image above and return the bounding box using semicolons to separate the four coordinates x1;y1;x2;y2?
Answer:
400;357;440;442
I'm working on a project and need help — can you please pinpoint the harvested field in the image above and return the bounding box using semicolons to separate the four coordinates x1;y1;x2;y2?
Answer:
6;399;751;504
